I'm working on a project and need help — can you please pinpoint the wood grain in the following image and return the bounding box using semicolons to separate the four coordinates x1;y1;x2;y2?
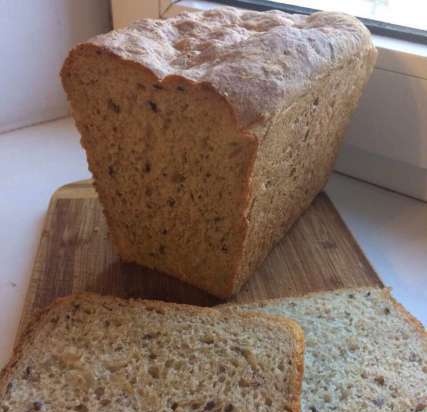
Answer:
19;179;382;337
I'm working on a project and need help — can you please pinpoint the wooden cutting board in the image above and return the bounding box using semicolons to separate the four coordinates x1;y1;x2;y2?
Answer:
18;179;382;337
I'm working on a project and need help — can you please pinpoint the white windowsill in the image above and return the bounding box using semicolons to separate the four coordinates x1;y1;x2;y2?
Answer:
0;117;426;369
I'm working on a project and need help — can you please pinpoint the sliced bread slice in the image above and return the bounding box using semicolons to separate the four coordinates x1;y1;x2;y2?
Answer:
0;294;304;412
226;288;426;412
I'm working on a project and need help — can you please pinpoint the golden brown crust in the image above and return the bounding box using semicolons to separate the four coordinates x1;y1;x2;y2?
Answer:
240;311;305;412
79;7;375;129
218;286;385;310
0;295;75;398
384;288;427;338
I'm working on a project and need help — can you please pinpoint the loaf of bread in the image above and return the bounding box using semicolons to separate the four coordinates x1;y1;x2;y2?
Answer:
0;294;304;412
226;287;427;412
61;7;377;298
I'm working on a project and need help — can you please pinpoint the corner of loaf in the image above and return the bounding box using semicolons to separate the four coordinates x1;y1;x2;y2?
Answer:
61;7;376;298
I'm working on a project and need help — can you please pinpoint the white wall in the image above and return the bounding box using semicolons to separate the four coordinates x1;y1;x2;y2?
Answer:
0;0;112;134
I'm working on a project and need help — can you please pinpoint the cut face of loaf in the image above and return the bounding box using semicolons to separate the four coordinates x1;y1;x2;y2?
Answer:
0;294;304;412
61;7;377;298
227;288;427;412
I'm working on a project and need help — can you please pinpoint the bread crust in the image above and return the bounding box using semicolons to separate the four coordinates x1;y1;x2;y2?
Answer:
76;7;374;129
219;286;386;309
0;295;71;398
0;294;304;411
385;288;427;338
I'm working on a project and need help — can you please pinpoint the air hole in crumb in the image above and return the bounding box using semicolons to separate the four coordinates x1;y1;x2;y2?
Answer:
167;198;176;207
201;335;214;344
172;403;178;410
147;101;158;112
165;359;173;368
144;162;151;173
153;84;163;90
224;404;234;412
328;42;335;59
172;173;185;183
313;97;319;106
32;401;44;411
94;387;105;400
107;99;121;113
375;376;385;386
204;401;215;410
108;165;115;176
372;398;385;408
23;366;32;379
148;366;160;379
161;229;168;235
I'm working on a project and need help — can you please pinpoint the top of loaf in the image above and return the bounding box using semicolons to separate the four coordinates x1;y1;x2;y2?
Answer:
87;7;375;128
